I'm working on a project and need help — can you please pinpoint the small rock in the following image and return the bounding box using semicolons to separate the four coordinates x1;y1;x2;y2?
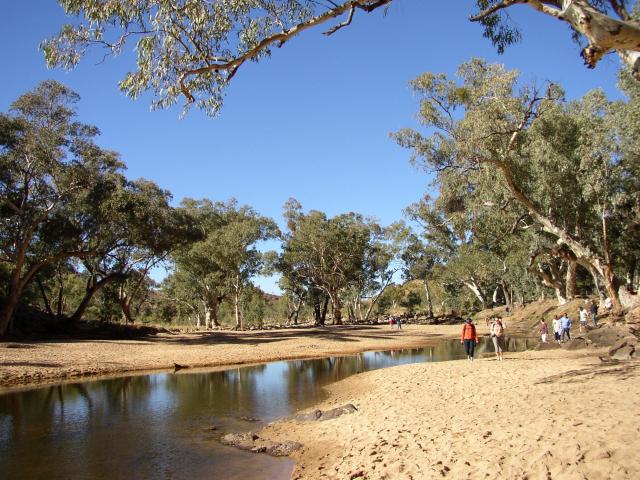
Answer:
294;404;358;422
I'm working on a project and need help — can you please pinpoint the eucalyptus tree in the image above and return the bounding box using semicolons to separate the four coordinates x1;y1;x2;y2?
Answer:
401;234;442;318
161;268;204;325
394;59;637;313
0;81;125;335
65;177;187;324
610;71;640;294
346;221;408;322
211;201;279;329
43;1;640;116
276;275;306;324
170;199;229;328
171;198;278;329
105;179;190;323
279;201;373;325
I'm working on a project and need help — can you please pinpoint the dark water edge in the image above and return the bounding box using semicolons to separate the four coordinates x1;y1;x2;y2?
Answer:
0;336;536;480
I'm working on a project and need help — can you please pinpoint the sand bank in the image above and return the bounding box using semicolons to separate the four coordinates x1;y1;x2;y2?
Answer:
264;349;640;479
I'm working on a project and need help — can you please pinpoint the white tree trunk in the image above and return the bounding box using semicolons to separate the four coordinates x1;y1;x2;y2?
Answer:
463;280;486;308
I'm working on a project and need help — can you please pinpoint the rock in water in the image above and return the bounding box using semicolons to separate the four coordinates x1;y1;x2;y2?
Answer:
221;433;260;451
220;432;302;457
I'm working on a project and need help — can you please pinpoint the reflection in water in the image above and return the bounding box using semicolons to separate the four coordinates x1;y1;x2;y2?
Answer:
0;336;534;479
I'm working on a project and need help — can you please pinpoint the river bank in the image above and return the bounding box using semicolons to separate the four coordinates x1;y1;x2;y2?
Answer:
1;324;472;392
263;348;640;479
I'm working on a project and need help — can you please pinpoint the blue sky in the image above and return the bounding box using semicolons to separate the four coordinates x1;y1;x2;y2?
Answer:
0;1;622;293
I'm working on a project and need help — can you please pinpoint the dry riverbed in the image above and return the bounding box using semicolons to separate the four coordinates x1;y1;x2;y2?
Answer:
0;324;466;392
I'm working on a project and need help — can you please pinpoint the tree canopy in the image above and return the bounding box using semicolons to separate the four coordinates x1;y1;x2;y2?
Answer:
42;1;640;116
393;59;639;314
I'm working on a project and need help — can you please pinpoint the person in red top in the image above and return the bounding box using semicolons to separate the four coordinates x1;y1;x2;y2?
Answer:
461;318;479;361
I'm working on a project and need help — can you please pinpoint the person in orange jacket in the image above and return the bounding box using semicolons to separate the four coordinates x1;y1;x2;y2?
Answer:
461;318;479;361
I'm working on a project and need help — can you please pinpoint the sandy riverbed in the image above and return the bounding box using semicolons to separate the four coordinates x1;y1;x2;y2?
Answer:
263;348;640;479
1;324;471;392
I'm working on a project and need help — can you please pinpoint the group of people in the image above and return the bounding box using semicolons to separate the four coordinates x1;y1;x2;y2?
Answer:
460;316;505;362
539;299;600;344
388;316;402;330
548;314;572;343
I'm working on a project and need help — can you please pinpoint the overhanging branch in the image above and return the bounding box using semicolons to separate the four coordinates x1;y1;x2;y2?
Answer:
178;0;393;103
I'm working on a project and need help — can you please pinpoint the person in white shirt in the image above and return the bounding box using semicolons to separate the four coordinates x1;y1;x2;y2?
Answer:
578;307;588;333
552;315;562;344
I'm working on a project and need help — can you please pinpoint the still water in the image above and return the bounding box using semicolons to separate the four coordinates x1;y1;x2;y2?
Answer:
0;336;535;479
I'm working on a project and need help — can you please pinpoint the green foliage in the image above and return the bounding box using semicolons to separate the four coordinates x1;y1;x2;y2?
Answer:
44;1;640;116
395;59;640;309
167;198;278;328
43;0;316;115
277;199;403;324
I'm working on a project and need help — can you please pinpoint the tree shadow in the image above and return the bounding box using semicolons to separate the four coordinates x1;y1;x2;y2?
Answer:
1;361;63;367
535;361;640;385
151;325;435;346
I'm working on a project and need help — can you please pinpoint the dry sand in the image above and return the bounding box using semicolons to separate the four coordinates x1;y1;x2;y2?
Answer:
263;349;640;479
0;324;465;392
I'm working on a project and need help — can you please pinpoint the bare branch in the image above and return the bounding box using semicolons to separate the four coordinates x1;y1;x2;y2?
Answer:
324;6;355;35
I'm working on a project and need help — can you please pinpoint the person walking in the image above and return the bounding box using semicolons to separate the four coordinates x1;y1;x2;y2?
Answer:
460;318;479;361
540;319;548;343
578;307;588;333
590;300;598;327
552;315;562;344
561;314;572;342
396;316;402;330
491;318;505;361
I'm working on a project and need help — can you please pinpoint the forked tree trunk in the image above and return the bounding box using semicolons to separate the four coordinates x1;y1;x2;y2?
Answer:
204;295;220;328
291;295;303;324
500;281;513;310
69;273;126;324
36;276;54;317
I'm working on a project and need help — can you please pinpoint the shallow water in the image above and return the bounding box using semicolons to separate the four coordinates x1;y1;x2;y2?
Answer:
0;336;535;479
